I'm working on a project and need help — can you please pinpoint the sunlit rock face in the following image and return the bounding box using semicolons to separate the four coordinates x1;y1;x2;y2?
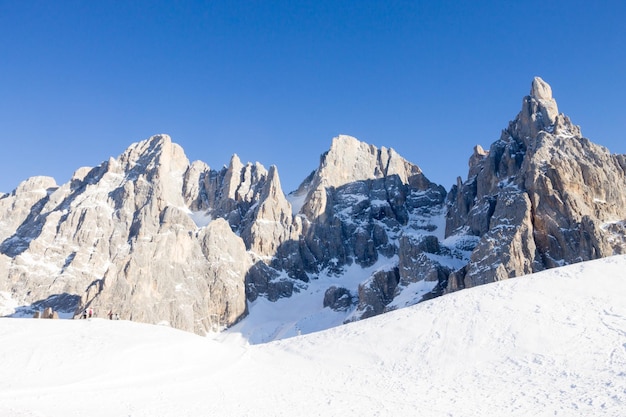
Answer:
1;77;625;335
0;135;249;334
445;77;626;290
298;134;446;266
292;135;448;320
0;132;450;330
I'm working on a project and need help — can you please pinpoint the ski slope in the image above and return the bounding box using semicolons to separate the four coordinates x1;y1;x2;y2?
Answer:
1;256;625;416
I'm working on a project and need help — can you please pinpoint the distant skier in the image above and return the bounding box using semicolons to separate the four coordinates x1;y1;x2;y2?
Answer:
88;307;94;318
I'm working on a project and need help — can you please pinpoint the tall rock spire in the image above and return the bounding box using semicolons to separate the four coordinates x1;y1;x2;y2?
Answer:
530;76;558;123
445;77;626;291
514;76;559;141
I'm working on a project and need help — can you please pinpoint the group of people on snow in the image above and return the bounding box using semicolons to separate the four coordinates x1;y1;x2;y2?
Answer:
81;307;94;319
80;307;120;320
107;310;120;320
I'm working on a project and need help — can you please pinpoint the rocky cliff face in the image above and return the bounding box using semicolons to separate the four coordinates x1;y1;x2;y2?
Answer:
0;136;248;334
445;77;626;290
293;135;451;320
0;133;456;331
1;77;625;336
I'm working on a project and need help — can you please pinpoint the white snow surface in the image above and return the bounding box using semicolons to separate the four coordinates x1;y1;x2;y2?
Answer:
186;208;213;228
286;189;308;214
1;255;626;416
225;256;401;344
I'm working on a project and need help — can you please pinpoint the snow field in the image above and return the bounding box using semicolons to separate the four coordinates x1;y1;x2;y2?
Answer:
0;255;625;416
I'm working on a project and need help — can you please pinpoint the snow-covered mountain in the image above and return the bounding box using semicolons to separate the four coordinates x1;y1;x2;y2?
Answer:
445;77;626;289
0;77;625;340
1;255;625;416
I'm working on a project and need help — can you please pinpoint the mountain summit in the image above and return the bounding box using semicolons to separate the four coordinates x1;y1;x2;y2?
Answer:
1;78;625;338
445;77;626;290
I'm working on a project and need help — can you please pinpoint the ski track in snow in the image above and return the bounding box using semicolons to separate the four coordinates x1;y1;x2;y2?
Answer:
1;255;625;416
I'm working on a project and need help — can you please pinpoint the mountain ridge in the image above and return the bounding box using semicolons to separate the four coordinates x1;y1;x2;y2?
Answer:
1;77;625;338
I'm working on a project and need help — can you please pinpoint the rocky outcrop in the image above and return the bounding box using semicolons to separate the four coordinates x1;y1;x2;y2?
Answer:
291;135;450;319
298;135;447;270
445;77;626;290
40;307;59;319
240;165;302;268
2;77;624;336
323;286;352;311
0;132;454;330
398;235;452;286
0;135;250;334
351;268;400;320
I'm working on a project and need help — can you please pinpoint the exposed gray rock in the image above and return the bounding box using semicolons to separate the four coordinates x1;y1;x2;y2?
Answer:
298;135;447;270
323;286;353;311
445;77;626;291
0;135;250;334
351;268;400;320
289;135;450;317
0;132;456;331
182;160;211;212
462;189;538;287
240;165;302;268
197;218;249;328
398;235;451;285
3;76;623;337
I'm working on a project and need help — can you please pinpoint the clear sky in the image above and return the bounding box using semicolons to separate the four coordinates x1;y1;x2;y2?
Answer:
1;1;625;194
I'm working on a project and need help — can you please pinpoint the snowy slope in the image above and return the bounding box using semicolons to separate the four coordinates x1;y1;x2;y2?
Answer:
223;255;404;344
1;255;625;417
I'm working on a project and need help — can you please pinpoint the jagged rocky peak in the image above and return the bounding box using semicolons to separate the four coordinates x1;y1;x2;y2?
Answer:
514;76;562;141
224;154;269;203
0;134;253;335
315;134;422;188
445;76;626;291
241;164;300;259
531;76;554;101
117;134;191;208
457;77;577;203
13;176;58;195
468;144;488;179
520;77;577;150
258;165;289;214
182;159;211;211
0;176;59;244
288;133;450;313
529;76;558;122
115;134;190;179
223;154;245;199
70;166;93;183
314;135;379;189
301;135;435;221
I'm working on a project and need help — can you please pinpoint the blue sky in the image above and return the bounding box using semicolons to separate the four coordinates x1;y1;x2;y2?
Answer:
1;1;625;194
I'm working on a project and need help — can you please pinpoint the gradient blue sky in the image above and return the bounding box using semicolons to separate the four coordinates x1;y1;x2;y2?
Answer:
2;1;625;194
